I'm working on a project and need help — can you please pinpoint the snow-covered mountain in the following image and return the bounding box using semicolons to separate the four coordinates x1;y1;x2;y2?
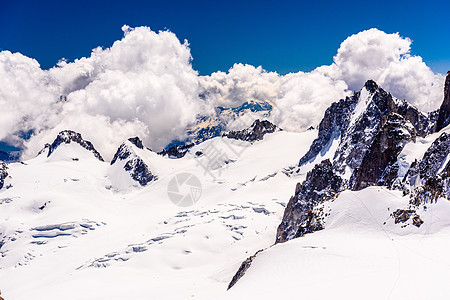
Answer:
276;79;439;243
1;73;450;300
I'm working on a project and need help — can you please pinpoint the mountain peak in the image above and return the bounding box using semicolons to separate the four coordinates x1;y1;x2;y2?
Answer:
363;79;379;93
223;119;280;142
46;130;104;161
128;137;144;149
110;139;156;187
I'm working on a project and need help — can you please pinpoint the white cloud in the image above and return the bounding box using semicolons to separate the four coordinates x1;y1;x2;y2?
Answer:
271;71;349;131
0;51;61;146
1;26;205;160
0;27;446;160
199;63;282;107
323;28;445;111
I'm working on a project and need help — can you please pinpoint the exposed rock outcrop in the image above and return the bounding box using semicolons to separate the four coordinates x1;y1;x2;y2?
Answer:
298;92;358;167
227;249;264;290
405;132;450;184
435;71;450;132
223;119;279;142
111;137;156;186
158;143;194;159
391;209;423;227
276;159;342;243
299;80;436;181
46;130;104;161
400;132;450;204
128;137;144;149
353;113;416;190
0;162;8;189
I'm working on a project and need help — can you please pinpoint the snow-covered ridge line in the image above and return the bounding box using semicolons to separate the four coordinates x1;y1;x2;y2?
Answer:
41;130;104;161
222;119;280;142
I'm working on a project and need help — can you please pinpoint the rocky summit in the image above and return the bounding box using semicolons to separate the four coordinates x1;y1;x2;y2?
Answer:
223;119;280;142
277;76;450;244
44;130;104;161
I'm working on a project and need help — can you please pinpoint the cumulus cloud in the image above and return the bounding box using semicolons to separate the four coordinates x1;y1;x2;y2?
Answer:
322;28;445;111
1;25;206;159
271;71;349;131
0;51;61;146
199;28;445;132
198;64;349;131
0;26;446;160
199;63;282;107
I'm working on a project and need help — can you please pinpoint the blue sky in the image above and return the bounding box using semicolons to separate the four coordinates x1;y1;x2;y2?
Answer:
1;0;449;75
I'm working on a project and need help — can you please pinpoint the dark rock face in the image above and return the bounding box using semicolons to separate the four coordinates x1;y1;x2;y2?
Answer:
401;132;450;204
404;133;450;186
123;158;155;186
111;138;156;186
353;113;416;190
128;137;144;149
0;162;8;189
276;159;342;243
392;209;423;227
223;119;279;142
227;249;264;290
298;93;358;167
435;72;450;132
335;80;399;176
46;130;104;161
396;102;438;137
158;143;194;159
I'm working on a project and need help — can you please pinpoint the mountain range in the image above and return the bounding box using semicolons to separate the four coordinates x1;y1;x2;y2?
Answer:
0;72;449;299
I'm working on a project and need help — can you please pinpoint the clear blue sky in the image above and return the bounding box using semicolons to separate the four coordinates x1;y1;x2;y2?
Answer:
1;0;449;75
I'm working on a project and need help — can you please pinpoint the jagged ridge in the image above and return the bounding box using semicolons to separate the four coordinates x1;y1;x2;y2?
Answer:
277;77;448;244
45;130;104;161
223;119;279;142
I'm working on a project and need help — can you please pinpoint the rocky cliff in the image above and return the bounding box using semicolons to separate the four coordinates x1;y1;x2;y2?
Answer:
435;72;450;132
223;119;279;142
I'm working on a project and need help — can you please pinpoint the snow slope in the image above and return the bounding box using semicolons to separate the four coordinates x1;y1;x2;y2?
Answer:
0;130;317;300
222;187;450;300
2;125;450;300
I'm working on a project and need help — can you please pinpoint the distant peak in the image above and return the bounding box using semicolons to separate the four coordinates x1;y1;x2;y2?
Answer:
364;80;379;93
46;130;104;161
223;119;280;142
128;137;144;149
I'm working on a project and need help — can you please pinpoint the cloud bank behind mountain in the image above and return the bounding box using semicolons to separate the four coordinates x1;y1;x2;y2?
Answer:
0;26;444;159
